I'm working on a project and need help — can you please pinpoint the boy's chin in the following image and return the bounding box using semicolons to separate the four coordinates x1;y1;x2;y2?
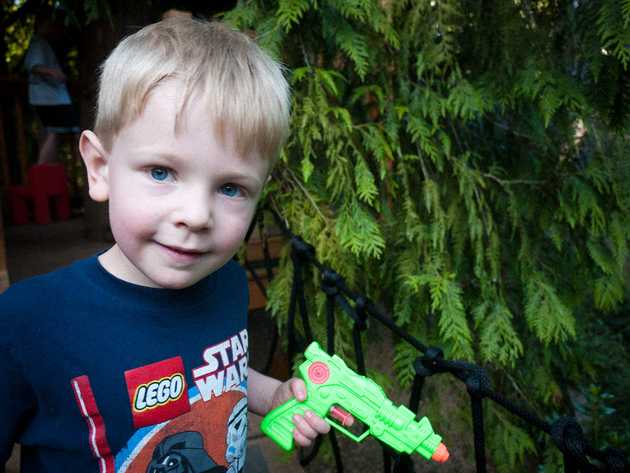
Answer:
135;255;228;289
151;272;207;289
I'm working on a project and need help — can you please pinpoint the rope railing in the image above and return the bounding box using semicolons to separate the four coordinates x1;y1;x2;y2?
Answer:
245;208;630;473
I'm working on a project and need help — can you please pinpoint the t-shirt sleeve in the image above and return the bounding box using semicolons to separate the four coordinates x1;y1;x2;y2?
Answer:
0;348;35;465
0;295;37;466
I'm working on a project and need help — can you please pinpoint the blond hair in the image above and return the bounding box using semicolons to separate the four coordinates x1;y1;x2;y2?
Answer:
95;18;290;160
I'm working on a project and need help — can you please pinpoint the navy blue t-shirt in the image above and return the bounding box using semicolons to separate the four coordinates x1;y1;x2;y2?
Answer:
0;256;250;473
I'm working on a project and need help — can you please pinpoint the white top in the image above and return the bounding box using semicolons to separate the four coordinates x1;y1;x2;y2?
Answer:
24;36;71;106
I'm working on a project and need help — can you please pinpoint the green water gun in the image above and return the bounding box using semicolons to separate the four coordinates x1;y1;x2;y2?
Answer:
261;341;449;463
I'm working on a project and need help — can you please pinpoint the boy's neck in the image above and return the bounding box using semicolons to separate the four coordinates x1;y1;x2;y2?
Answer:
98;245;159;288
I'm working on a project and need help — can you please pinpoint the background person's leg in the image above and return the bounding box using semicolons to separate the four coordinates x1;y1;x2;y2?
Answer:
37;131;58;164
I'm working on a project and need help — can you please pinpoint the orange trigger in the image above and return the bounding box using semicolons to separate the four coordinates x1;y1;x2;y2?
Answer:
329;405;353;427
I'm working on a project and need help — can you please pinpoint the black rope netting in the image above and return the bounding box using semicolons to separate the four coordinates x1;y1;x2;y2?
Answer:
244;209;630;473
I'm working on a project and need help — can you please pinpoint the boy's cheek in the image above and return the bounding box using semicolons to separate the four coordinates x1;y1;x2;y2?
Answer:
218;213;257;248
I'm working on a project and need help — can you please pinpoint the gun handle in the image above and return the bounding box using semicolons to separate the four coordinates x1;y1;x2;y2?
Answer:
261;398;305;451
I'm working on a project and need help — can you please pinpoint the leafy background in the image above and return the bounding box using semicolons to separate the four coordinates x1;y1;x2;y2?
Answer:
224;1;630;471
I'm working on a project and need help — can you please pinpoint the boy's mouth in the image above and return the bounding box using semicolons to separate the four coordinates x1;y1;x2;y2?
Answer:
166;245;204;254
156;242;209;260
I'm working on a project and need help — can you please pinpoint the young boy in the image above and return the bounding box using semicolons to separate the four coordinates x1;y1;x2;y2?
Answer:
0;18;329;473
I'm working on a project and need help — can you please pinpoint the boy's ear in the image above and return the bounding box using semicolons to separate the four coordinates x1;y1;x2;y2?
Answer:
79;130;110;202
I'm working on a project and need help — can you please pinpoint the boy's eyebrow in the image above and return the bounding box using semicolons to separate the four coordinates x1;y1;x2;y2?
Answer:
136;150;185;164
215;170;265;188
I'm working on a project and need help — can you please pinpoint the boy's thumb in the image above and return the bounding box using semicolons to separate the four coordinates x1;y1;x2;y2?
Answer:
290;378;307;402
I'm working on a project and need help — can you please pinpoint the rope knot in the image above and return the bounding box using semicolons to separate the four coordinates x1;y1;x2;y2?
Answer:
420;346;445;374
550;417;586;460
465;368;491;398
291;236;315;261
354;296;368;330
321;269;341;296
413;356;434;377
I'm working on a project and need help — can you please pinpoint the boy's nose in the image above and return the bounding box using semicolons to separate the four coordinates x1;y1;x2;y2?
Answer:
175;194;213;231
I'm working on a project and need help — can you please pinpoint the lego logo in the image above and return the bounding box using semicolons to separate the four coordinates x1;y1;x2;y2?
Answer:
133;374;184;412
124;357;190;428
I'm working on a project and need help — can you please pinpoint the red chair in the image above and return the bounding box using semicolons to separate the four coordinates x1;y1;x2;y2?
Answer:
6;164;71;225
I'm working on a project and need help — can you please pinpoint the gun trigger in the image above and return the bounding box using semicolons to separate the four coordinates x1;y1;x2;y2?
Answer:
329;405;353;427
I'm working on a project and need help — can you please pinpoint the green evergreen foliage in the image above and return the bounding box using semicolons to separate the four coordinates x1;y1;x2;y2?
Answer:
2;4;34;71
225;0;630;469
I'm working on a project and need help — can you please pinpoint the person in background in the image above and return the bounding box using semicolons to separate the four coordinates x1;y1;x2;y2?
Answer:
24;10;79;165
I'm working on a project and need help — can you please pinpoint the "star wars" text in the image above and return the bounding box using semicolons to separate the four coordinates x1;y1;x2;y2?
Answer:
192;330;248;401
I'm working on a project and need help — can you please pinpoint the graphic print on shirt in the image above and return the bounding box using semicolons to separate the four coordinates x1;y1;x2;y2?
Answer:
192;330;248;402
124;356;190;429
72;329;249;473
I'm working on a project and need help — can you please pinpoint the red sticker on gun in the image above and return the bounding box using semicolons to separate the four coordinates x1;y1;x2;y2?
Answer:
308;361;330;383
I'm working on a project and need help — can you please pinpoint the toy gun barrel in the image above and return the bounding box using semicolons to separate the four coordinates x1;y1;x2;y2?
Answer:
261;342;449;463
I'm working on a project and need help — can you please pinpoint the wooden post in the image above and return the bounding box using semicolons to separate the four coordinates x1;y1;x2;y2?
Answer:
0;205;10;292
14;100;28;184
0;107;9;187
78;19;117;241
0;74;29;187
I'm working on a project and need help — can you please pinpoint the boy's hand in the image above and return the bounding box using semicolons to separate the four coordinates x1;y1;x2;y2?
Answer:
269;378;331;447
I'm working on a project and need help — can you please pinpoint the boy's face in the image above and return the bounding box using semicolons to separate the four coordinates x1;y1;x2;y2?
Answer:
82;81;270;289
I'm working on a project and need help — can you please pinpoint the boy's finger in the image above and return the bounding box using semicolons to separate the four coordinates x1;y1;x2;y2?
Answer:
293;414;318;439
304;410;330;434
293;427;313;447
290;378;307;401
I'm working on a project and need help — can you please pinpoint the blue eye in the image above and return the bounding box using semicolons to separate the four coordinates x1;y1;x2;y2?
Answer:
220;184;242;198
150;167;170;181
